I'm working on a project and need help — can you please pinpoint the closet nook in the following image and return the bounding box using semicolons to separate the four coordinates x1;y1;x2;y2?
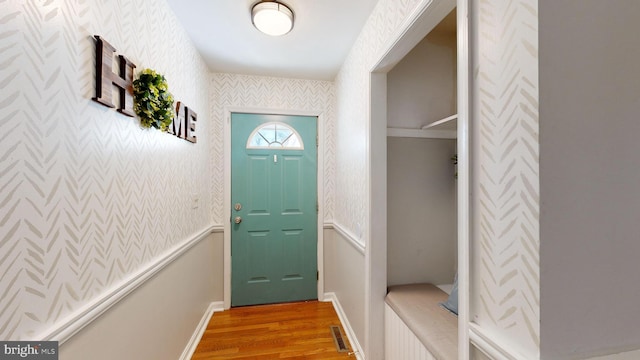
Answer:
384;9;459;360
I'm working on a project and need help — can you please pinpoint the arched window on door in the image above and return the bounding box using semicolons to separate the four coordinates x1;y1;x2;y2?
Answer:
246;122;304;150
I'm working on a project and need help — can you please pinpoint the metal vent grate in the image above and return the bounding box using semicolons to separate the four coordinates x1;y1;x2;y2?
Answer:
330;325;349;353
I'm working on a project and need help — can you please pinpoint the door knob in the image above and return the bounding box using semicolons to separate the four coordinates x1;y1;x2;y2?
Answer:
234;216;242;224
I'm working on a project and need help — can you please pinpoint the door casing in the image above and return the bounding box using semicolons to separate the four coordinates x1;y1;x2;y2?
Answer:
223;107;326;309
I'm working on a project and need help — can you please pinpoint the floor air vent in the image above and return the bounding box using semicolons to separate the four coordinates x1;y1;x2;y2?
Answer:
330;325;349;352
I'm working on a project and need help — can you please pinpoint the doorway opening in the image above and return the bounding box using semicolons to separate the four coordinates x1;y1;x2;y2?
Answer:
367;0;470;358
223;108;327;310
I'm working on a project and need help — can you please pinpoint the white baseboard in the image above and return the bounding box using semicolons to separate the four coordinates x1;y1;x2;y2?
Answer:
324;292;365;360
179;301;224;360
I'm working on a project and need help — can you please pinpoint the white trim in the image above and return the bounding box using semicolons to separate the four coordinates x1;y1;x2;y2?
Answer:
179;301;224;360
211;224;224;233
332;222;365;255
224;106;326;309
365;72;388;360
317;112;326;304
324;292;365;360
457;0;471;359
469;323;535;360
38;225;216;344
387;127;457;139
372;0;457;72
224;109;232;309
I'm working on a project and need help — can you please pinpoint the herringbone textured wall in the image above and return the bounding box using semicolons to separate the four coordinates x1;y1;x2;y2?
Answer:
471;0;540;357
334;0;422;240
0;0;211;340
209;73;335;223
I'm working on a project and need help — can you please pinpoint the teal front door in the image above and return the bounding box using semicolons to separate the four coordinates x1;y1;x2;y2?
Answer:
231;113;318;307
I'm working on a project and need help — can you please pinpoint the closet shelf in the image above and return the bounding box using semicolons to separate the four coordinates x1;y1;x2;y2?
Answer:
421;114;457;131
387;127;456;139
387;114;457;139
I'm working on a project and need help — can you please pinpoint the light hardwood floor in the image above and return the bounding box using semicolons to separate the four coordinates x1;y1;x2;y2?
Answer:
191;301;355;359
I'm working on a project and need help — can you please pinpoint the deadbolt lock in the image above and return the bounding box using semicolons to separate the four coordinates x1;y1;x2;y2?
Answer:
234;203;242;211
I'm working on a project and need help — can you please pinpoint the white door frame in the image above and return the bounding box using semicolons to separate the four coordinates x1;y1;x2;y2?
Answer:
367;0;470;358
223;106;326;309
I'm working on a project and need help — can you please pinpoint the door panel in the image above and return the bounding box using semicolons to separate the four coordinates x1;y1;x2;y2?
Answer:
231;113;317;307
248;156;270;214
282;156;303;213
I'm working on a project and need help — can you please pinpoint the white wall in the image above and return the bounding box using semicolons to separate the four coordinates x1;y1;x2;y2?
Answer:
208;73;335;224
59;232;219;360
386;25;457;287
539;1;640;358
387;137;457;286
469;0;540;358
323;228;366;349
0;0;212;342
334;0;433;241
387;30;457;129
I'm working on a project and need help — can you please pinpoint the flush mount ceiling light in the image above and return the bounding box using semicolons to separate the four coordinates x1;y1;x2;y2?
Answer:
251;1;294;36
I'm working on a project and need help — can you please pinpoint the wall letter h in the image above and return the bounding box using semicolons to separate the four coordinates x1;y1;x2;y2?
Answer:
92;36;136;117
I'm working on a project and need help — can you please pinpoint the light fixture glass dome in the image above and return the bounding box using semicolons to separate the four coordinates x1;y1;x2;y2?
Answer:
251;1;294;36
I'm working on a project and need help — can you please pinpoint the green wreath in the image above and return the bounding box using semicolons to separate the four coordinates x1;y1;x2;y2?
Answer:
133;68;175;131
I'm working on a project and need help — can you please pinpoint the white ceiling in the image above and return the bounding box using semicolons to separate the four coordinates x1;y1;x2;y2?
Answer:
165;0;381;81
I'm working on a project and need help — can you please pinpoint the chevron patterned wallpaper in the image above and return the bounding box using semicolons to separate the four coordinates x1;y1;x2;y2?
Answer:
0;0;211;340
334;0;422;240
470;0;540;357
209;73;335;223
1;0;542;354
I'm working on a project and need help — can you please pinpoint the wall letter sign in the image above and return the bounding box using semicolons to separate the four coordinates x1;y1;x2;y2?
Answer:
93;35;197;143
168;102;197;143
